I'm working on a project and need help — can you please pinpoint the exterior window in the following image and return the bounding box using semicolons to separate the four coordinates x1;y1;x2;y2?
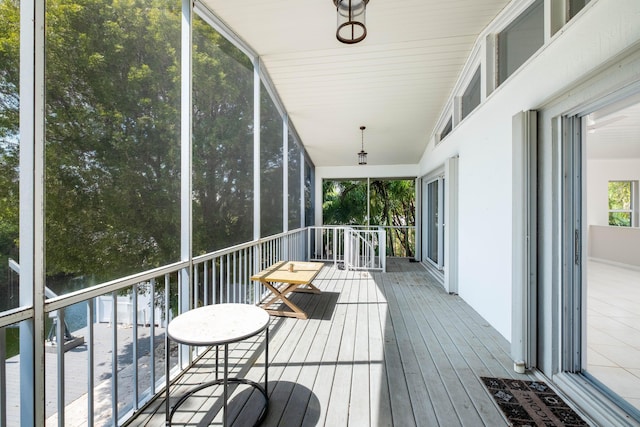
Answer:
497;0;544;85
568;0;590;20
440;117;453;141
461;67;481;120
608;181;638;227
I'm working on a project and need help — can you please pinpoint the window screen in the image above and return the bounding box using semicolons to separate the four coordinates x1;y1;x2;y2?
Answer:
461;67;481;120
497;0;544;86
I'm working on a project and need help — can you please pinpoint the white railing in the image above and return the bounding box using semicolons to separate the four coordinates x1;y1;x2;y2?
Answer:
0;228;308;427
379;225;416;259
307;226;346;265
345;228;386;271
308;226;386;272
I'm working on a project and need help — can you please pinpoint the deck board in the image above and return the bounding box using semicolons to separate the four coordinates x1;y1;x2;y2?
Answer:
348;272;371;426
384;270;458;426
127;258;533;427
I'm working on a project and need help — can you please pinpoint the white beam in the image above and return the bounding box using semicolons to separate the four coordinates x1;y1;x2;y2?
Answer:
253;61;261;239
283;115;289;232
19;0;46;424
179;0;193;366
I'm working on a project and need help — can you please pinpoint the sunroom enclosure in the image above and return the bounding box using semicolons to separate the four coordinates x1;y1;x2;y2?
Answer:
0;1;320;425
5;0;640;425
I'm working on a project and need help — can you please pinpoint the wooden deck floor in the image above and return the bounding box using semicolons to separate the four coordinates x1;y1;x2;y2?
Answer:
128;258;533;426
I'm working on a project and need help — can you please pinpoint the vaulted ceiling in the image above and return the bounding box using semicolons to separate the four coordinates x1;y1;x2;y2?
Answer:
200;0;511;167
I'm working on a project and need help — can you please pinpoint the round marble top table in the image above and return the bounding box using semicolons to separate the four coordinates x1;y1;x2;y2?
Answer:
167;303;270;346
165;303;270;427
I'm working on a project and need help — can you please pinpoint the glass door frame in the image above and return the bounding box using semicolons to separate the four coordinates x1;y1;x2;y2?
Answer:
562;114;584;374
423;174;445;271
560;107;640;420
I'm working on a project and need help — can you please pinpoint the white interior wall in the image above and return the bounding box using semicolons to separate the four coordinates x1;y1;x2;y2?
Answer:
417;0;640;341
587;158;640;266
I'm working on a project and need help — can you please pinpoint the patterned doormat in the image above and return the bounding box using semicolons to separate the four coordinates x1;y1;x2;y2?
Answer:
481;377;588;426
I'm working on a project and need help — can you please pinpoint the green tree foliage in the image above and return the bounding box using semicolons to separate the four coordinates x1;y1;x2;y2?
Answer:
0;0;265;294
0;0;19;139
260;83;284;238
323;179;415;256
191;16;254;253
608;181;632;227
323;180;367;225
43;0;182;281
287;136;302;230
0;0;20;308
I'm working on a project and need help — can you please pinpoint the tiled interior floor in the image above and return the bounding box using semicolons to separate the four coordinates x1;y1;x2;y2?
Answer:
587;259;640;411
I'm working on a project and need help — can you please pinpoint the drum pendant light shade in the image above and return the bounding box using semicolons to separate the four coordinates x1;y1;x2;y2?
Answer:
334;0;369;44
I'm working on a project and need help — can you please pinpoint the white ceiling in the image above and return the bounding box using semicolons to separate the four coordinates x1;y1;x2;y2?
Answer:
200;0;511;167
587;100;640;160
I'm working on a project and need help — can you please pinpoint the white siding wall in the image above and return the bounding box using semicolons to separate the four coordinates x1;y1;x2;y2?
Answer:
418;0;640;340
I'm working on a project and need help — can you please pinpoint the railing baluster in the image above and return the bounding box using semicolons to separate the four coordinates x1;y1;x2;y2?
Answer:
111;291;118;426
194;265;199;308
204;262;209;306
233;251;237;303
163;273;170;422
219;256;224;303
334;228;338;266
277;237;281;261
213;258;218;305
57;308;65;427
242;248;247;303
271;240;275;264
149;279;156;395
243;249;246;301
1;326;6;427
87;299;94;427
226;253;230;303
132;283;138;410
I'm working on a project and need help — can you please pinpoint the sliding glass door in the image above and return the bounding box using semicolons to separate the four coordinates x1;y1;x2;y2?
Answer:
564;96;640;416
423;176;444;269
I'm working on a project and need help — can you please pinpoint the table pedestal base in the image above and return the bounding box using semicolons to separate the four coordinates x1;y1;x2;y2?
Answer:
165;305;270;427
167;378;268;427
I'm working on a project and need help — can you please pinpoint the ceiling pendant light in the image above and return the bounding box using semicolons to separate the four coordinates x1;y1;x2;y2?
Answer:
358;126;367;165
333;0;369;44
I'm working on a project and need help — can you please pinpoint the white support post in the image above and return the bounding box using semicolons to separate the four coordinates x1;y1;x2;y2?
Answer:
179;0;193;367
0;328;5;426
444;157;459;294
366;177;371;227
19;0;46;424
300;151;305;229
414;178;421;261
283;115;289;235
512;110;538;372
254;60;261;240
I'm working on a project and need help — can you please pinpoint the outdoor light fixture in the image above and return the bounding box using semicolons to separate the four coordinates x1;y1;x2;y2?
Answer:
358;125;367;165
333;0;369;44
